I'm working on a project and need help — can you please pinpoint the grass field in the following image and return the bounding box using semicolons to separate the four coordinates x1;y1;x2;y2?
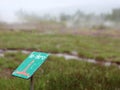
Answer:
0;52;120;90
0;30;120;90
0;30;120;62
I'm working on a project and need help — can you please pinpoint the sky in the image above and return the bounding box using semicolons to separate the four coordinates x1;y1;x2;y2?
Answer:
0;0;120;22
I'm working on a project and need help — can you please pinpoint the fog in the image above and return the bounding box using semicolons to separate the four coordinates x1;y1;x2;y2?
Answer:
0;0;120;22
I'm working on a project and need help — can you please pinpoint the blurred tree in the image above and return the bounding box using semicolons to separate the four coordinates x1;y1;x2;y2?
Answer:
16;10;58;24
16;10;42;23
105;8;120;22
59;13;71;22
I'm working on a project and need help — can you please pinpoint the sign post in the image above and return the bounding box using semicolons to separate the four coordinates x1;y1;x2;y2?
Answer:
12;51;49;90
30;76;34;90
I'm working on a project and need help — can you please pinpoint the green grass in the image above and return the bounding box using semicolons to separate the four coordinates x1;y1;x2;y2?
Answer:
0;30;120;89
0;31;120;62
0;52;120;90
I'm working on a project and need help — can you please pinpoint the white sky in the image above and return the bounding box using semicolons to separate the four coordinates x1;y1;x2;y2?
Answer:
0;0;120;22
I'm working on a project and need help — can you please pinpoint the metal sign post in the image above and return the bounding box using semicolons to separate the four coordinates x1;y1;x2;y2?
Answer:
12;51;49;90
30;75;34;90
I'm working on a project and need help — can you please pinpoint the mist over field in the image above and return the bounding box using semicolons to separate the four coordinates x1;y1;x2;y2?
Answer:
0;0;120;22
0;0;120;31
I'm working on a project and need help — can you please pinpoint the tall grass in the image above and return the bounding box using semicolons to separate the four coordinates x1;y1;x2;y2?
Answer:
0;31;120;62
0;52;120;90
0;30;120;90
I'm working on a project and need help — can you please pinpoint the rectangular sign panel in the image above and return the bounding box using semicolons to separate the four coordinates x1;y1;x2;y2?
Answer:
12;51;49;79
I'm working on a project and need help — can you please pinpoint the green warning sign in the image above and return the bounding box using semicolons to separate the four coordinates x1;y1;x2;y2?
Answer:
12;51;49;79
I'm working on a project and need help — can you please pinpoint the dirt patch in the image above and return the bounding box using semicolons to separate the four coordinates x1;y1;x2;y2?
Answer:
0;68;13;78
